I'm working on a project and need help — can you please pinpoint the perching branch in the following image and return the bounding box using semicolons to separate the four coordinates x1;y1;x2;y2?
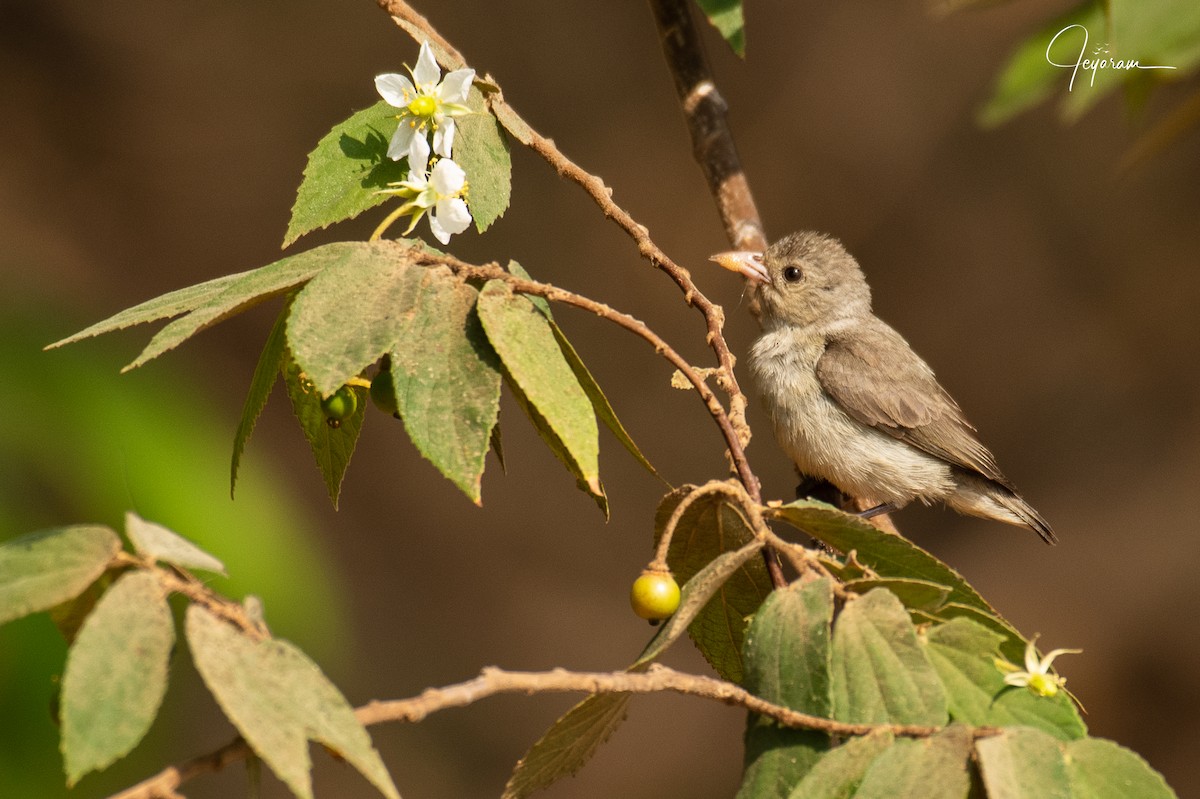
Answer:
648;0;767;254
110;663;961;799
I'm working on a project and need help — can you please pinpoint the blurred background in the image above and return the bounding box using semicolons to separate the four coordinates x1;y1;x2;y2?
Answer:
1;1;1197;796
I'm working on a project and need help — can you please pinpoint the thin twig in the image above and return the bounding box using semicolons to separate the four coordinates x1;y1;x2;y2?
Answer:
111;663;970;798
425;252;748;480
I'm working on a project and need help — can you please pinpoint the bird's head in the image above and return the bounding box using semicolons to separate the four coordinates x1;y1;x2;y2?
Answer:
711;231;872;330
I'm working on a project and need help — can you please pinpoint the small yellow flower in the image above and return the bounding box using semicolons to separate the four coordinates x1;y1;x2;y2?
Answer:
995;634;1081;698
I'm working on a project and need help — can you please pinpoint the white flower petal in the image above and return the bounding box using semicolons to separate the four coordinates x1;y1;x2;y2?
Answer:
387;123;417;161
432;120;457;158
413;42;441;89
436;198;471;233
430;159;466;195
407;132;431;173
1023;638;1041;674
1003;673;1031;687
375;73;415;107
438;68;475;103
429;197;471;244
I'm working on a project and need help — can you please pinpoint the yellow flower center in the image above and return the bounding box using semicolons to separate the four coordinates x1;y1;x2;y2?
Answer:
407;95;438;118
1027;673;1060;697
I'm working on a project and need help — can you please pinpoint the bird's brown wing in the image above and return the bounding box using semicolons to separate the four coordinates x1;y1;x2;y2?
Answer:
815;321;1014;488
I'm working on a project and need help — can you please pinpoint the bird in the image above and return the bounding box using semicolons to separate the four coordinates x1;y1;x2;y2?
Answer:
711;231;1055;544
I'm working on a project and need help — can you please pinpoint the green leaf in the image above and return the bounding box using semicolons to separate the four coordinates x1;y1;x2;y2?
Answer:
653;485;773;682
186;605;399;799
282;354;367;507
742;578;834;715
785;730;895;799
976;726;1071;799
60;571;174;784
925;618;1086;740
634;538;765;668
0;526;120;626
455;88;511;233
1064;737;1177;799
285;240;427;397
478;280;600;499
770;500;995;617
124;512;226;576
232;300;291;497
737;715;827;799
853;725;973;799
387;271;501;504
502;692;631;799
843;577;950;613
830;588;947;726
736;578;836;799
933;602;1027;662
979;2;1106;127
46;270;251;349
507;259;663;483
695;0;746;57
284;100;409;248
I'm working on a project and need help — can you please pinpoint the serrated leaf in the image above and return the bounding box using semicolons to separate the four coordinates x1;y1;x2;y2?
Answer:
186;605;399;799
925;617;1086;740
634;538;765;668
506;371;608;516
283;354;366;507
737;715;827;799
844;577;950;613
46;270;251;350
61;571;174;784
286;240;427;397
507;259;663;484
0;526;120;626
976;726;1071;799
831;588;947;726
770;500;994;618
695;0;746;57
742;578;834;715
478;280;600;499
232;300;291;497
736;578;835;799
853;725;972;799
388;270;501;503
653;485;773;682
284;100;409;248
121;246;348;372
933;602;1027;663
785;730;895;799
455;88;511;233
1064;737;1177;799
502;692;631;799
124;512;226;576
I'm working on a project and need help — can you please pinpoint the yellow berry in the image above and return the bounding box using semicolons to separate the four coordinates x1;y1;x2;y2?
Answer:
630;571;680;621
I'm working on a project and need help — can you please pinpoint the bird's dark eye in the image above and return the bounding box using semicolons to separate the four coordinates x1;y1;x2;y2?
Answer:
782;265;803;283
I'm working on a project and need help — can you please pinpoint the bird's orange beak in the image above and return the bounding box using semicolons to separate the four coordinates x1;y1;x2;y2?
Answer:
710;250;769;285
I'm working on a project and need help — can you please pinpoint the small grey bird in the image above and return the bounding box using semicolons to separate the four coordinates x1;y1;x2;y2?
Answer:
712;231;1055;544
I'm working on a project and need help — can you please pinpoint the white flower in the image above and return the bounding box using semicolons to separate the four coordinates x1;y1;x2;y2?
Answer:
376;158;472;245
374;41;474;170
995;634;1081;698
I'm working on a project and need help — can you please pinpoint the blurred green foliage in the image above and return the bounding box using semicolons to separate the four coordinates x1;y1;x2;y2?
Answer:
0;292;347;797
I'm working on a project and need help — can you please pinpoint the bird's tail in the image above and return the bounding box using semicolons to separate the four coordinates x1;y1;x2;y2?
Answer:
949;474;1057;544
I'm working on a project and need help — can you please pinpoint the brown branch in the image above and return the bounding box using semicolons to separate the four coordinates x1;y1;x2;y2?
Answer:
648;0;766;253
111;663;964;798
373;0;759;507
424;252;748;483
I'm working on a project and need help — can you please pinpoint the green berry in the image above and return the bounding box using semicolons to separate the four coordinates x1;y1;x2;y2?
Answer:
630;571;680;621
370;370;399;416
321;385;357;423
